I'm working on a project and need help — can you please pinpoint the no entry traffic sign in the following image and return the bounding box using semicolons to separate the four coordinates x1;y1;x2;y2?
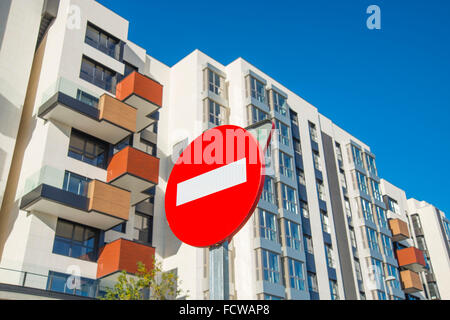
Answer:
165;125;268;247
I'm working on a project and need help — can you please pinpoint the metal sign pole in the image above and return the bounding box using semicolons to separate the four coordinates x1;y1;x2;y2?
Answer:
209;241;229;300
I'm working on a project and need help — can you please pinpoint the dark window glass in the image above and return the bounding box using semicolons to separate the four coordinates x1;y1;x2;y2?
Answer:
85;23;120;60
134;212;153;245
68;129;108;169
140;139;157;157
53;219;100;262
114;135;133;154
124;62;138;77
112;222;126;233
62;171;91;196
76;89;98;108
47;271;98;298
80;56;117;93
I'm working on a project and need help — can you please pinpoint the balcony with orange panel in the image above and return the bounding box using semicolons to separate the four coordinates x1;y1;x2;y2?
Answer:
396;247;426;273
389;218;410;242
107;146;159;205
97;239;155;283
115;71;163;132
400;270;424;294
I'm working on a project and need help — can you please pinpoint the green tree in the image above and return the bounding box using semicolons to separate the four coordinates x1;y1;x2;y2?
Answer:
101;258;186;300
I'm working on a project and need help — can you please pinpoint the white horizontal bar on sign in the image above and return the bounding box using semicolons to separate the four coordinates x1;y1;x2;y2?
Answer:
176;158;247;206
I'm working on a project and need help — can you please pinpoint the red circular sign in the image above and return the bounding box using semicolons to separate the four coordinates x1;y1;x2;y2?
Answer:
165;125;265;247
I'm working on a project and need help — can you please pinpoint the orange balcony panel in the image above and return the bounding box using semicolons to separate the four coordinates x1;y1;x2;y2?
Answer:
87;180;130;222
97;239;155;279
115;72;162;132
98;94;137;133
107;146;159;205
400;270;424;294
396;247;426;273
389;218;410;242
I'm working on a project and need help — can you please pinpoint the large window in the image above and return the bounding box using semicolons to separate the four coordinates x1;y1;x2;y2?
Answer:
293;138;302;156
317;180;326;201
288;259;305;291
385;264;401;290
309;122;318;142
85;23;120;59
366;227;380;252
329;280;339;300
133;212;153;245
304;235;314;254
387;197;400;214
321;210;331;233
47;271;98;298
297;169;306;186
351;145;363;166
76;89;98;108
371;180;382;202
250;76;266;103
366;154;377;176
300;201;309;218
307;272;318;293
349;227;357;248
335;143;343;162
354;259;362;281
376;206;388;230
259;209;278;242
281;184;298;214
344;198;352;218
381;234;394;258
207;99;227;128
356;171;368;194
285;220;301;250
275;120;290;147
279;151;293;179
313;151;321;171
53;219;100;262
325;244;335;268
290;110;298;126
80;56;117;93
273;91;287;116
68;129;108;169
249;105;268;124
261;177;275;205
261;250;280;284
62;171;91;196
208;69;223;96
361;198;374;222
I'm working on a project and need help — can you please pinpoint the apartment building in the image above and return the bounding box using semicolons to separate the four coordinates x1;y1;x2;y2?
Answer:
0;0;448;300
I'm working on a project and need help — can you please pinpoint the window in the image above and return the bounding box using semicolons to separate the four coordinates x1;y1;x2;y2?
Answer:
411;214;423;235
53;219;100;262
335;143;343;162
354;259;362;281
351;145;363;167
124;62;138;77
377;290;387;301
344;198;352;218
262;294;283;300
387;198;400;214
428;282;441;300
325;244;335;268
68;129;108;169
339;170;347;189
281;184;298;214
376;206;388;229
85;23;120;59
261;177;275;204
290;110;298;126
304;235;314;254
381;234;394;258
279;151;293;179
114;136;132;154
140;139;157;157
293;138;302;155
300;201;309;218
275;120;290;147
297;169;306;186
62;171;91;196
76;89;98;108
329;280;339;300
285;220;301;250
349;227;357;248
366;227;380;252
208;99;227;128
366;154;377;176
321;210;331;233
416;236;428;252
133;212;153;245
259;209;277;242
249;105;268;124
47;271;98;298
273;91;287;116
250;77;266;103
307;272;318;293
313;151;321;171
309;122;318;142
356;171;368;194
288;259;305;291
112;222;126;233
80;56;117;93
361;198;374;222
208;69;223;96
371;180;382;202
317;180;326;201
261;250;280;284
385;264;401;290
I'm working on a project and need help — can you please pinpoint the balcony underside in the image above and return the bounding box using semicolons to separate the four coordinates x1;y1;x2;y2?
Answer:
108;174;155;205
121;94;159;132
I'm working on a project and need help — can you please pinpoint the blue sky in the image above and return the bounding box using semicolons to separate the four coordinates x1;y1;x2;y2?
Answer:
98;0;450;216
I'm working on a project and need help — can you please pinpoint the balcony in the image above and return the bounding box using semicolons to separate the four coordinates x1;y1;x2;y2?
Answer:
38;78;136;144
97;239;155;282
396;247;426;273
115;72;162;132
107;146;159;205
389;218;410;242
20;167;130;230
400;270;423;294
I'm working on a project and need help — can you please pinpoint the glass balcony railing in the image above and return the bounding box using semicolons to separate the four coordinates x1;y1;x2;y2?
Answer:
41;77;100;109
